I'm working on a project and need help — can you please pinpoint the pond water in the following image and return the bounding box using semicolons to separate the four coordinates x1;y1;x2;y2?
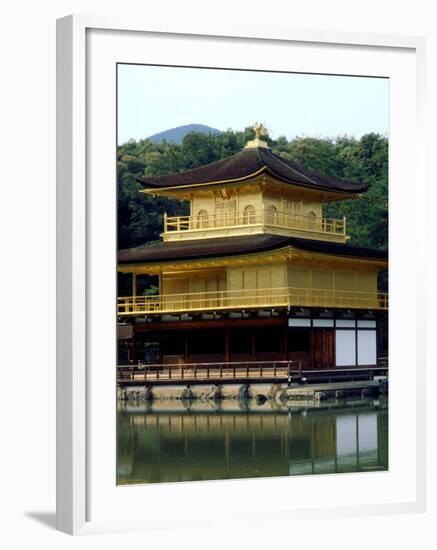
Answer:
117;398;388;485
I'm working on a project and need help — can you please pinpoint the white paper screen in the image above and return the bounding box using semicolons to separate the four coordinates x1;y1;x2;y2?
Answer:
357;330;377;365
335;330;356;366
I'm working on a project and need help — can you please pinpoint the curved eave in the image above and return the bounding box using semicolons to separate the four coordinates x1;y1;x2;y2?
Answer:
138;166;366;198
119;238;292;267
291;247;388;267
118;237;388;272
137;166;267;193
118;252;388;271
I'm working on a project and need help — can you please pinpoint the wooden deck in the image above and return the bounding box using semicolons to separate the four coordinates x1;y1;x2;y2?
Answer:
117;361;388;386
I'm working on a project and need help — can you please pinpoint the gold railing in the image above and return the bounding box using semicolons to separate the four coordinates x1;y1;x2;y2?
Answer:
164;210;346;238
117;286;388;316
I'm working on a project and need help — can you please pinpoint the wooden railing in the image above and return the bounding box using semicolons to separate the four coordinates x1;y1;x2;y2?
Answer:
164;210;346;238
117;286;388;316
117;361;389;385
118;360;294;383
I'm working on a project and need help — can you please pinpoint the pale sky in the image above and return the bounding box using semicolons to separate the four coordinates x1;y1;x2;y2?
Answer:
117;64;389;145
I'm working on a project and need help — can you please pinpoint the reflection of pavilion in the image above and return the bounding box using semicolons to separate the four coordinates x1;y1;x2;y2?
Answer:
117;403;388;484
289;410;388;476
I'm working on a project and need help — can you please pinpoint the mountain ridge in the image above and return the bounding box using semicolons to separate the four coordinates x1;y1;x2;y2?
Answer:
148;123;220;144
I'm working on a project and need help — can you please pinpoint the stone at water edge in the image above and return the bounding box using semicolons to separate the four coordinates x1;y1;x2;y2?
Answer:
255;394;267;405
237;384;251;400
207;385;223;401
181;386;194;400
140;387;154;401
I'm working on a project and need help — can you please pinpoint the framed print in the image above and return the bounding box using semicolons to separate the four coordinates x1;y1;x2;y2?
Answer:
56;15;427;535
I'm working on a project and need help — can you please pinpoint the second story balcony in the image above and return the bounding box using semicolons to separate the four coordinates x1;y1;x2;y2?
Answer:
118;286;388;317
163;209;347;243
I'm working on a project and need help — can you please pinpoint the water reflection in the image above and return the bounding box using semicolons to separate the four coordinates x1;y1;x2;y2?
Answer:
117;398;388;484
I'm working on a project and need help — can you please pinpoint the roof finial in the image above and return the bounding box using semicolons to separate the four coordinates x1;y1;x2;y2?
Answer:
245;122;270;150
253;122;268;140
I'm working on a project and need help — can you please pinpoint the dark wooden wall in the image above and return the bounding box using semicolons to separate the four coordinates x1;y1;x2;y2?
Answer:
123;317;340;369
311;329;335;369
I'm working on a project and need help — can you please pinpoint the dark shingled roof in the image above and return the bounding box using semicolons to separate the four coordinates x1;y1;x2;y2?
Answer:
118;235;387;265
138;147;367;194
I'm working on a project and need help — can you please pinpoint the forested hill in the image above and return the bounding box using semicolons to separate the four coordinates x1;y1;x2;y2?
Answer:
117;127;388;252
148;124;220;144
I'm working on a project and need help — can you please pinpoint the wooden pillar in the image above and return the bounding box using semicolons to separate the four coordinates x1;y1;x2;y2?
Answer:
158;331;162;365
224;327;230;363
127;341;133;364
310;329;315;368
281;323;288;361
184;333;189;364
128;336;138;365
132;272;137;298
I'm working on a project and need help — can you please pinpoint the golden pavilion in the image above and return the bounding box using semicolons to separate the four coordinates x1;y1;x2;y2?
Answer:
117;126;388;377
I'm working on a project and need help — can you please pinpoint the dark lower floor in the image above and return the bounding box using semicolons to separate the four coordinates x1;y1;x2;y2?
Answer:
118;310;388;370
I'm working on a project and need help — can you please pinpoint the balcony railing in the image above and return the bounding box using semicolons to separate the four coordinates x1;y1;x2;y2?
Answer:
117;286;388;316
164;210;346;239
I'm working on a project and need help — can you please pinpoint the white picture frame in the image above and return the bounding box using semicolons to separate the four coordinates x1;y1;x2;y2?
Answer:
56;14;427;535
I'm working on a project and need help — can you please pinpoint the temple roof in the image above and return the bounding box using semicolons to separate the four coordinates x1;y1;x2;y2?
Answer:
138;147;367;194
118;234;387;265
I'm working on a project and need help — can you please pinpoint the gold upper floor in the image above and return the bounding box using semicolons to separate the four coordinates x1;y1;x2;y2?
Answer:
147;175;353;244
164;207;346;243
118;248;388;316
